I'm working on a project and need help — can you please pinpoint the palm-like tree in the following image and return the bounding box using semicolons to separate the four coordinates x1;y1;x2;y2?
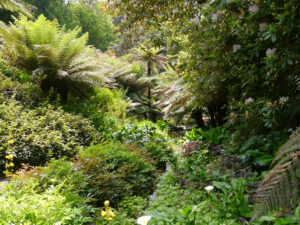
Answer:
0;15;108;102
0;0;31;17
154;65;198;125
129;44;167;121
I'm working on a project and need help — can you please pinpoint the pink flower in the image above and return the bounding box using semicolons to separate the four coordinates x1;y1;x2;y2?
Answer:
249;4;259;13
245;97;254;104
212;11;220;22
233;44;241;52
259;22;267;31
190;17;199;24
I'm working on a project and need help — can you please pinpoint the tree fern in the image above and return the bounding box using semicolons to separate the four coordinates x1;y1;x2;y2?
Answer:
250;127;300;223
129;44;167;120
0;15;108;102
0;0;31;17
155;66;193;124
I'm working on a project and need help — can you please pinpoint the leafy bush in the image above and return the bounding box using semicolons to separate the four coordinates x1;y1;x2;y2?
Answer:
0;177;96;225
143;142;173;170
0;74;41;105
112;121;174;169
0;96;100;173
76;143;157;207
118;195;148;219
113;121;167;144
0;62;32;83
185;127;229;144
90;87;128;121
62;87;128;139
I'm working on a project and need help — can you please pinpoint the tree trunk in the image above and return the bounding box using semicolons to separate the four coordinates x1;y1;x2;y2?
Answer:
60;84;68;104
147;61;152;121
191;109;205;128
208;107;216;128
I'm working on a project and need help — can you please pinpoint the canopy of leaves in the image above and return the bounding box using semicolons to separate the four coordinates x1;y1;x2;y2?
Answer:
109;0;300;128
17;0;117;50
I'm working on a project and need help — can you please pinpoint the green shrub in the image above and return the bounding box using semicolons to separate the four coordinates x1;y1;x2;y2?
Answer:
118;195;148;219
0;62;32;83
63;96;118;139
63;87;128;139
112;121;174;169
0;97;100;173
185;127;229;145
90;87;128;121
143;142;174;170
0;74;41;106
113;121;167;144
77;143;157;207
0;178;96;225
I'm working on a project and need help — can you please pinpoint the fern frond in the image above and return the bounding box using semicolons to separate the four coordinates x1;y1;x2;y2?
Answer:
0;0;31;17
250;128;300;223
0;15;107;99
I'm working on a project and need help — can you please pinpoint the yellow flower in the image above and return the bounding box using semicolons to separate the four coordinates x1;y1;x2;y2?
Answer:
104;200;110;207
5;154;14;160
101;201;115;221
9;162;14;167
105;217;112;221
107;210;115;218
7;140;15;145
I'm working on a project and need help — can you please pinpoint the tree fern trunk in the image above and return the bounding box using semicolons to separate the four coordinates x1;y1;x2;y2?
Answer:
60;84;68;104
208;107;216;127
191;109;205;128
147;61;152;121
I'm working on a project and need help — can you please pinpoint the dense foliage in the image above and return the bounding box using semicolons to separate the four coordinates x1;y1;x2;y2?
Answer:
113;121;174;169
0;0;298;224
17;0;117;51
0;76;100;173
109;0;300;129
77;143;157;207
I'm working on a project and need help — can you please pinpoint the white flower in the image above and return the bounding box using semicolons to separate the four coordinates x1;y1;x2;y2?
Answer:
279;96;289;105
205;185;214;194
233;44;241;52
266;48;276;57
245;97;254;104
249;4;259;13
137;216;152;225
